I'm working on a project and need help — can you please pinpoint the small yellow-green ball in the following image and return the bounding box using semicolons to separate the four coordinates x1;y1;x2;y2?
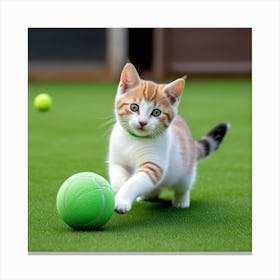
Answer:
34;93;52;111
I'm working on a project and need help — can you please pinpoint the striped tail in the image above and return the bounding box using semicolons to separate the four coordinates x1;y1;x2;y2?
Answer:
196;123;230;160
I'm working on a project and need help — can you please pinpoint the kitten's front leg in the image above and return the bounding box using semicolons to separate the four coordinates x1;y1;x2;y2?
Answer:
109;163;131;194
115;162;163;214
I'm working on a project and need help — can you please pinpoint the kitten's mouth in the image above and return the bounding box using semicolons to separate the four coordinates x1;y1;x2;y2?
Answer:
128;127;152;138
135;127;149;135
136;125;152;133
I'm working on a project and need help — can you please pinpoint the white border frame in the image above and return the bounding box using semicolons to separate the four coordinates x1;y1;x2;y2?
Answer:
1;0;279;279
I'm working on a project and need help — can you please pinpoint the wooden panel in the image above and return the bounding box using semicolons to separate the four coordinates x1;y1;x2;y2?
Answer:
154;28;251;77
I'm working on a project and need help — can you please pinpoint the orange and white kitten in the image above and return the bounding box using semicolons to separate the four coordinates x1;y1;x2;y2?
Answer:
108;63;229;214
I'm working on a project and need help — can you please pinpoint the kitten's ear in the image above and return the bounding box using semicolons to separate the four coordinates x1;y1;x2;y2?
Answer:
164;78;185;105
119;63;140;93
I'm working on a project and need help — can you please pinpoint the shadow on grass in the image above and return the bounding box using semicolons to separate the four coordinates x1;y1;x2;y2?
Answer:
105;198;228;232
54;198;232;234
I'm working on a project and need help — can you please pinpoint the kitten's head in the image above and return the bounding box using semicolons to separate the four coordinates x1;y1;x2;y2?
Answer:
115;63;186;138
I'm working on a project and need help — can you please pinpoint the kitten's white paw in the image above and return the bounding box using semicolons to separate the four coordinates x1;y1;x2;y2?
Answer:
115;197;131;214
172;200;190;208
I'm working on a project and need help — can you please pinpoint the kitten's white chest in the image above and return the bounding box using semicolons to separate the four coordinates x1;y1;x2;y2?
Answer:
109;123;170;171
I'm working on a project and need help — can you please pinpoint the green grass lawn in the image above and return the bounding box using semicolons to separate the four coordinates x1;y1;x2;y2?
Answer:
28;78;251;252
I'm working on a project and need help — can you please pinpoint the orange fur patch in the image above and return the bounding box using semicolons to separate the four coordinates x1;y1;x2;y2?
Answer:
137;161;163;185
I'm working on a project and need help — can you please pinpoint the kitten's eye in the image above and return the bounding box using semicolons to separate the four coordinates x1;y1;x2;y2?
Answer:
130;103;139;112
151;108;161;117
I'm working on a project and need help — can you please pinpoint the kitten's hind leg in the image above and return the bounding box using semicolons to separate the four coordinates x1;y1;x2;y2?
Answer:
139;178;192;206
172;172;195;208
172;189;190;208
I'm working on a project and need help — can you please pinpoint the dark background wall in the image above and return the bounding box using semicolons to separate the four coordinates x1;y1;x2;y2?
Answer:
29;28;106;62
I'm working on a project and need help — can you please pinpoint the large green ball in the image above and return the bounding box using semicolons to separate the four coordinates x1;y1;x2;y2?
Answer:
34;93;52;111
56;172;115;230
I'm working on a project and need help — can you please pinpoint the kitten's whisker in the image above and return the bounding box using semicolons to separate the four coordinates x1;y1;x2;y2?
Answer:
102;126;114;138
97;117;115;130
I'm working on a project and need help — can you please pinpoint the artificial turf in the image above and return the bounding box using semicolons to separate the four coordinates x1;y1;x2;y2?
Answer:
28;78;251;252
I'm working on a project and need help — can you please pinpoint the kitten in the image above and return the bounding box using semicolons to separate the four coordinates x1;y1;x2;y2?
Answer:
108;63;229;214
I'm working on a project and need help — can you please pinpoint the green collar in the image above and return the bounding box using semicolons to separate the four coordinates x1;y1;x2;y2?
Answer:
127;129;152;139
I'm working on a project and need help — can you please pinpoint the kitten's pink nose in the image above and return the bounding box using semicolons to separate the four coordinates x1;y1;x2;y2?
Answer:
139;121;147;127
